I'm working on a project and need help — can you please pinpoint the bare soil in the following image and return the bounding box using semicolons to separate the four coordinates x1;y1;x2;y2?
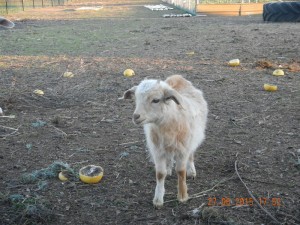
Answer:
0;1;299;224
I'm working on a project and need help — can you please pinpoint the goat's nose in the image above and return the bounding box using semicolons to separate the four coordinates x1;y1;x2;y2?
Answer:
133;113;140;121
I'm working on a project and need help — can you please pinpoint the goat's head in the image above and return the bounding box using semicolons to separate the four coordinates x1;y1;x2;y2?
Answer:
0;17;15;28
121;79;183;125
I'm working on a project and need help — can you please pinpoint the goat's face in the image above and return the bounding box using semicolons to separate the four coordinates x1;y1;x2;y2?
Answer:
121;80;182;125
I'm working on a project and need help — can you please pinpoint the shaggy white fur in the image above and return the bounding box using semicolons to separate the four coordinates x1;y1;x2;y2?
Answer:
122;75;208;207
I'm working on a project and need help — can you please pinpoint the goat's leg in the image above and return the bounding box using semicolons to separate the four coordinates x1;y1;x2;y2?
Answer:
153;157;167;208
166;154;174;176
176;157;189;202
187;152;196;179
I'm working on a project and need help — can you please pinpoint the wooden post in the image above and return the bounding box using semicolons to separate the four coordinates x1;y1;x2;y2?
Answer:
5;0;8;14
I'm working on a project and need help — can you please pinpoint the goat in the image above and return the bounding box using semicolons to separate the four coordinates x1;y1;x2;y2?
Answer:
0;17;15;28
121;75;208;207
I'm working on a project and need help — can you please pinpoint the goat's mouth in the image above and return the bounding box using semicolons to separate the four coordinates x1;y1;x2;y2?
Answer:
133;119;145;125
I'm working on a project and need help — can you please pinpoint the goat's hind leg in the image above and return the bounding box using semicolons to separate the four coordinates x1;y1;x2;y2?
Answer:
187;152;196;179
176;156;189;202
153;157;167;208
166;153;174;176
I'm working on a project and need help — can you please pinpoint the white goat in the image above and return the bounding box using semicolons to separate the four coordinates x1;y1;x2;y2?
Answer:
121;75;208;207
0;17;15;28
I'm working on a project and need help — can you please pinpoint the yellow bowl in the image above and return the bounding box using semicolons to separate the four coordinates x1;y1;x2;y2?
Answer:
33;89;44;96
264;84;278;92
228;59;240;67
272;69;284;76
79;165;104;184
58;170;70;181
123;69;135;77
63;71;74;78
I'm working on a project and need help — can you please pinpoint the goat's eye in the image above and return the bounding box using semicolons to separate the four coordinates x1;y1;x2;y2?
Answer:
152;99;160;103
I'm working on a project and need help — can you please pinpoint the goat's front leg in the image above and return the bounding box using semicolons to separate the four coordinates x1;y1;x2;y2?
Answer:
153;157;167;208
176;157;189;202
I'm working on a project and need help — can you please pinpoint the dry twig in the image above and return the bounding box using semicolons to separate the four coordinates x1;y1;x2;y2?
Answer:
69;160;89;165
119;141;140;146
164;194;207;204
164;175;234;204
0;115;16;118
190;174;235;198
0;125;21;138
48;124;67;137
234;160;281;224
0;125;18;130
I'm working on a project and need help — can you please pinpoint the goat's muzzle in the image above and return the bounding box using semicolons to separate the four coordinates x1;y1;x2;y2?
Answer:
133;113;144;125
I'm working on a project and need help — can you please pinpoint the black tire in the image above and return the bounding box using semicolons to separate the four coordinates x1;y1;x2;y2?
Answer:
0;17;15;28
263;2;300;22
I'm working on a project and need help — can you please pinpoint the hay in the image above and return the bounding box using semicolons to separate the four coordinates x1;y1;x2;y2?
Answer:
186;206;236;224
22;161;76;184
8;194;25;202
5;193;55;224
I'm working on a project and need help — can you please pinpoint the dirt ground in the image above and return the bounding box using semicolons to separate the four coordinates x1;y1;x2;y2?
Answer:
0;0;299;224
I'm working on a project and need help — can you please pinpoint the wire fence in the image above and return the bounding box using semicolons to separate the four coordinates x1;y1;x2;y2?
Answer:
164;0;294;15
0;0;67;14
162;0;281;15
163;0;197;15
195;0;294;15
0;0;294;15
197;0;292;2
198;0;259;3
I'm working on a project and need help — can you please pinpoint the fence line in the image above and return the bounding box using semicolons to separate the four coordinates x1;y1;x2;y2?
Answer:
163;0;197;15
162;0;292;15
197;0;292;3
0;0;67;14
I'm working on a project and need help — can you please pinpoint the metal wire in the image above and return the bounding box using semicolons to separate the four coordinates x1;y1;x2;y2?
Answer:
0;0;66;14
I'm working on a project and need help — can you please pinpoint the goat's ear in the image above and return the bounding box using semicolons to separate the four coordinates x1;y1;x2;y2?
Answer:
164;89;182;106
119;86;137;100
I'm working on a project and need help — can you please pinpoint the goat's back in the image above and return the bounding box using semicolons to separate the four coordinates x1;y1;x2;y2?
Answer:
165;75;192;92
166;75;207;116
163;75;208;153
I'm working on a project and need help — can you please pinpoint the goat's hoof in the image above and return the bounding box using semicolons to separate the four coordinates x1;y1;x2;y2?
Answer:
187;170;196;179
177;194;189;203
188;174;196;180
153;198;164;208
153;204;163;209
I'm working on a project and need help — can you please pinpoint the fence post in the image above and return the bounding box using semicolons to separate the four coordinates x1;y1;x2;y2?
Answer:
5;0;8;14
22;0;24;11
